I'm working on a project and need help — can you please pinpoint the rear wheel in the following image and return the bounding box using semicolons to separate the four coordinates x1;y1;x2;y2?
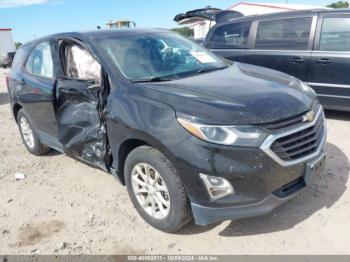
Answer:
17;110;51;156
125;145;192;232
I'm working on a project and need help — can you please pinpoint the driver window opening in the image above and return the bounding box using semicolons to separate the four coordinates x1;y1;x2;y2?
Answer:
63;43;101;82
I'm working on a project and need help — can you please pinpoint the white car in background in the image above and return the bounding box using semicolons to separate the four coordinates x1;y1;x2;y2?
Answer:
0;52;15;68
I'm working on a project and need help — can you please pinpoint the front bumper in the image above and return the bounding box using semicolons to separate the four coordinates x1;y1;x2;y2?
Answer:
192;150;326;225
167;107;327;225
192;188;301;225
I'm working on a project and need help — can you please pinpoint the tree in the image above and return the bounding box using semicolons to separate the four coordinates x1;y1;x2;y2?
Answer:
171;27;194;38
15;42;22;49
327;1;349;8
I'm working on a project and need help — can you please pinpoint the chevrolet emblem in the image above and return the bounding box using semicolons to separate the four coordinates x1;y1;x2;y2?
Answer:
302;111;315;122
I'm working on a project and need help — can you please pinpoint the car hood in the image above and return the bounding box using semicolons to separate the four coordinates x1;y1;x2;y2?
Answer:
137;63;315;125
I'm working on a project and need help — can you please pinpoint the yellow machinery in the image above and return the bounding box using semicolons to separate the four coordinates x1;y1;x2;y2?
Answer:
106;20;136;29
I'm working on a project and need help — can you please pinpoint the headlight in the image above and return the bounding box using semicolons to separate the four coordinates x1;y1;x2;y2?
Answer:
290;78;316;96
177;118;268;147
300;81;317;96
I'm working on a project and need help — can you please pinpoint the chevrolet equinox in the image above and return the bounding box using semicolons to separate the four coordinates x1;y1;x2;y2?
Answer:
7;29;327;232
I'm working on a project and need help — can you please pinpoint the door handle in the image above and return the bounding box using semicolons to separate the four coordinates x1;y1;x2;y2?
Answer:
315;58;332;64
87;84;101;91
63;89;80;95
290;57;306;63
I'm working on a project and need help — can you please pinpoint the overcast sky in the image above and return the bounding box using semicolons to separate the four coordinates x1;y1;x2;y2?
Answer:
0;0;335;43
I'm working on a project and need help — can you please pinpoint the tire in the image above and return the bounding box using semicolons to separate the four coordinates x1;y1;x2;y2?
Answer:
17;109;51;156
125;145;192;232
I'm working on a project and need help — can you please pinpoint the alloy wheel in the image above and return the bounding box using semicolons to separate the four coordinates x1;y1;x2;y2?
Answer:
131;163;171;219
20;116;35;149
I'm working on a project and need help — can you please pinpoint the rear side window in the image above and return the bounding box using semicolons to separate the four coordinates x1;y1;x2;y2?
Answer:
25;41;54;78
319;17;350;51
255;17;312;50
207;21;251;49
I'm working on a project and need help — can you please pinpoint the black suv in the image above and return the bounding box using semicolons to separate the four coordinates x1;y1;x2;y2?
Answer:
203;9;350;112
7;29;326;232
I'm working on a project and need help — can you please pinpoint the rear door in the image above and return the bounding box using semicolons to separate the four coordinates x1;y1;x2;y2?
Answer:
309;14;350;111
21;41;58;139
56;41;107;169
245;15;317;82
205;21;252;63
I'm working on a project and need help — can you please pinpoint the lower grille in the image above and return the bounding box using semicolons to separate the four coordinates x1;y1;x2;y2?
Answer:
273;177;306;198
271;114;325;161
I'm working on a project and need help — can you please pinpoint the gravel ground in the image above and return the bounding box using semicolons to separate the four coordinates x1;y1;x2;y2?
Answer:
0;68;349;255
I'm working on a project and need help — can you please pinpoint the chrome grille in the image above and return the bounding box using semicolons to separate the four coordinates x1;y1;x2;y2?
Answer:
263;113;304;130
260;106;326;166
263;102;321;131
271;114;324;161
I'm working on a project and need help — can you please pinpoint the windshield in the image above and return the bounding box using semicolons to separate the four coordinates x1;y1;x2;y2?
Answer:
95;32;228;81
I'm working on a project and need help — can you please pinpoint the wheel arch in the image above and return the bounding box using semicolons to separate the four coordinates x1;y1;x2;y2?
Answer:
111;134;177;186
115;138;149;185
13;103;23;122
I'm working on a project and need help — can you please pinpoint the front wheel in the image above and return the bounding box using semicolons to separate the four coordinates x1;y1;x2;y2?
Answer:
125;145;192;232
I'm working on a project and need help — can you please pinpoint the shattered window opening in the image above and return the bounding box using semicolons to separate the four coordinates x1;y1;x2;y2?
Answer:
66;45;101;81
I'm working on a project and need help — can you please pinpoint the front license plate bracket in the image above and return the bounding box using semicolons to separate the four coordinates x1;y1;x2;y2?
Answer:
304;153;326;186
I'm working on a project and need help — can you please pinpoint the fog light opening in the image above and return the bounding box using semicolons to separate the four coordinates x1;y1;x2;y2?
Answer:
200;173;235;200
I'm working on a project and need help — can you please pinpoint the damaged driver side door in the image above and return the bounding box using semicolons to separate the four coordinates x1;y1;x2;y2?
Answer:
56;41;107;170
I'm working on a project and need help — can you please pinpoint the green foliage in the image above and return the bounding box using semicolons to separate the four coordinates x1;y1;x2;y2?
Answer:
15;42;22;49
327;1;349;8
171;27;194;38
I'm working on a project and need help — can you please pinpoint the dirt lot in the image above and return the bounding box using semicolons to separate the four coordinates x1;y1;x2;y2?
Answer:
0;68;349;255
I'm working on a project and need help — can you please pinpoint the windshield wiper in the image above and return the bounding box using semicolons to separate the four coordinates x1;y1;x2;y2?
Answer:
131;66;229;83
197;66;229;74
131;76;173;83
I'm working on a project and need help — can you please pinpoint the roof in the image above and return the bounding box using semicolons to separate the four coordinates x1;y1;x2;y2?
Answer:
189;2;330;28
82;28;169;38
23;28;171;46
215;8;350;24
228;2;329;13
